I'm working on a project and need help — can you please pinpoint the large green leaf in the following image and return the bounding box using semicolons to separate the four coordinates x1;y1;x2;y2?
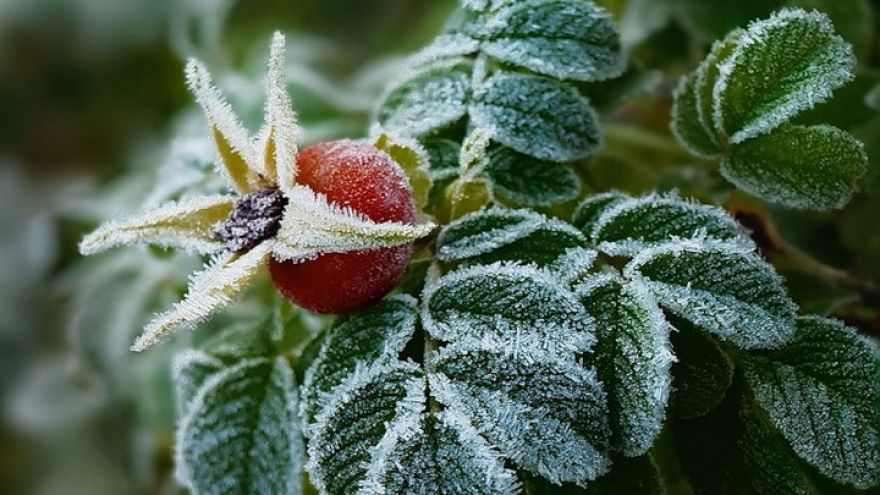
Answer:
466;0;624;82
429;341;610;485
671;72;723;159
723;124;867;210
576;274;672;456
437;208;586;267
625;241;797;349
486;146;581;207
376;58;473;136
743;316;880;488
714;9;856;143
176;357;303;495
471;72;601;162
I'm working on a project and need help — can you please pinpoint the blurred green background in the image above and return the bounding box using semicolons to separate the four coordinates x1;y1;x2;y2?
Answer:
1;0;878;493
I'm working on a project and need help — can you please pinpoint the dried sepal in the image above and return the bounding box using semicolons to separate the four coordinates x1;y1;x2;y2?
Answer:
131;242;273;351
79;195;236;255
272;186;435;262
185;58;265;193
260;31;300;193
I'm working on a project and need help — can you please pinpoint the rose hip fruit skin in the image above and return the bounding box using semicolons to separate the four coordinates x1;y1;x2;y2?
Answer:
268;140;416;314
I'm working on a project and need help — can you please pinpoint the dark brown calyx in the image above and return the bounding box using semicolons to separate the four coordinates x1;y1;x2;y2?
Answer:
214;186;288;253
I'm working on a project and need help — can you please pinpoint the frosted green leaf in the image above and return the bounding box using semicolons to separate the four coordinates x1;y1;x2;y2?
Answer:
199;318;276;362
486;146;581;207
723;124;867;210
576;274;672;456
671;73;722;159
625;240;796;349
743;316;880;488
522;455;664;495
694;29;744;143
176;358;303;495
590;194;752;256
363;411;521;495
423;262;595;354
429;341;610;485
471;72;601;162
714;9;857;143
437;208;586;267
423;138;461;172
468;0;624;82
411;33;481;66
376;58;473;137
172;350;223;419
462;0;518;13
548;247;599;287
306;362;425;495
669;317;734;419
300;295;418;421
572;192;629;235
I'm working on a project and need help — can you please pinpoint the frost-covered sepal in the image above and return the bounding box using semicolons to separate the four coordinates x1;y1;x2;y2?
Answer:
575;273;673;456
624;240;796;350
437;208;586;268
79;195;235;255
176;357;303;495
422;262;596;354
428;340;610;485
743;316;880;488
260;32;300;193
272;186;435;262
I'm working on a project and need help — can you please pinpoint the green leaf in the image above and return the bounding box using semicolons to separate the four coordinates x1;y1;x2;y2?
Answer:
714;9;857;144
589;194;752;256
571;191;629;234
423;262;595;353
429;341;610;485
723;124;867;210
471;72;601;162
669;317;734;419
306;362;426;495
176;358;303;495
365;411;521;495
522;455;665;494
198;317;276;362
422;138;461;172
437;207;586;267
300;295;418;421
376;58;473;137
625;240;797;349
576;274;672;456
743;316;880;488
486;146;581;207
671;73;723;159
468;0;624;82
172;350;223;419
693;29;745;144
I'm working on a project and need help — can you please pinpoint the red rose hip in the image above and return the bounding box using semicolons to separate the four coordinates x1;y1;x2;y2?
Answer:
268;140;416;314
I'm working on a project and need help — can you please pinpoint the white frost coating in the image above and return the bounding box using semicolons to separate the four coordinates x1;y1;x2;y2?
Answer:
422;261;596;355
428;340;610;485
590;193;752;256
712;9;856;144
437;207;544;261
79;195;235;255
176;357;303;495
185;58;264;192
409;33;481;66
172;349;224;418
132;243;272;351
272;186;435;262
692;29;743;145
548;247;598;286
624;238;796;349
260;32;300;192
575;273;674;456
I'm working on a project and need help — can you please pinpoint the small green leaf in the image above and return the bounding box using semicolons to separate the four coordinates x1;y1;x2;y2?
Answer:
172;350;223;419
714;9;857;143
743;316;880;488
671;73;723;159
590;194;752;256
625;240;797;349
723;124;867;210
176;358;303;495
468;0;624;82
429;341;610;485
572;192;629;235
471;72;601;162
486;146;581;207
300;295;418;421
376;58;473;137
694;29;744;143
669;317;734;419
437;207;586;267
423;262;595;354
576;274;672;456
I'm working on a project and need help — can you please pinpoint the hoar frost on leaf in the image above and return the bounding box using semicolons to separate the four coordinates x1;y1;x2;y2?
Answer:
572;191;629;235
484;146;582;207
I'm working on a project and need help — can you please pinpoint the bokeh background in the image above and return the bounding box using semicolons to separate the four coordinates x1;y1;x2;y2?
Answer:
1;1;878;493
